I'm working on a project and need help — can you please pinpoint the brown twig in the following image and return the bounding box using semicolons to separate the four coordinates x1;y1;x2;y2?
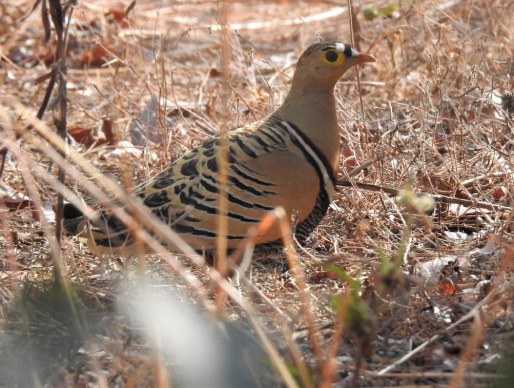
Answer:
336;179;513;212
214;0;231;312
50;0;68;245
347;0;367;144
319;293;349;387
275;207;325;373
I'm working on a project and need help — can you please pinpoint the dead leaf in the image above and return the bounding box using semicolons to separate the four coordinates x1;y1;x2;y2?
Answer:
414;256;457;282
491;186;506;200
104;3;132;27
0;182;32;211
209;68;222;78
104;141;142;158
479;234;502;255
68;126;96;147
438;275;459;295
309;271;339;282
81;44;109;67
101;119;116;145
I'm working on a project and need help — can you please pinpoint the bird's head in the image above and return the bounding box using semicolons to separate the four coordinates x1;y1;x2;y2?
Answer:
292;42;375;91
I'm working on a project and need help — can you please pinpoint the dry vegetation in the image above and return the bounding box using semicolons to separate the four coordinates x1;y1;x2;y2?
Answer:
1;0;513;387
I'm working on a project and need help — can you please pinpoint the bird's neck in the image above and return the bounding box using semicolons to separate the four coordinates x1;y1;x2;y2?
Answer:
273;87;341;176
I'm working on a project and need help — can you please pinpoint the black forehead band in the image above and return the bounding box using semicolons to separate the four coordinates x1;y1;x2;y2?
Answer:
299;42;353;62
320;43;353;58
343;45;353;58
320;45;336;52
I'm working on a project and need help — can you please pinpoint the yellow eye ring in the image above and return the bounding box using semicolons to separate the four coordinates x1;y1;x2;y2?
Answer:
321;50;344;66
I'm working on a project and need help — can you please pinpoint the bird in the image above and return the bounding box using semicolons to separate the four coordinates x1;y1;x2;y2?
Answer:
64;42;374;257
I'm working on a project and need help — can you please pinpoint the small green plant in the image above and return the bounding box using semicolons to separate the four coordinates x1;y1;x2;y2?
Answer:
363;3;398;21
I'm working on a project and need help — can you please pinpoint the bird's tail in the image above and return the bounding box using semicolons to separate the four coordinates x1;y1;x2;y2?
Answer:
62;202;89;235
62;202;140;255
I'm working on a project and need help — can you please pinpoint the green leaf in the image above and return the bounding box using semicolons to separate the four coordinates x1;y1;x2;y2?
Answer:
363;5;379;21
378;3;398;17
364;2;399;21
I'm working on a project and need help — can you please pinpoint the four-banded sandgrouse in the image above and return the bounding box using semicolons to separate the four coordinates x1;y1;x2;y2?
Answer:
65;42;374;255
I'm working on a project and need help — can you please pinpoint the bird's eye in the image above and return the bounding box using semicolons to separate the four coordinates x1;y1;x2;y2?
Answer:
321;50;344;66
325;50;339;62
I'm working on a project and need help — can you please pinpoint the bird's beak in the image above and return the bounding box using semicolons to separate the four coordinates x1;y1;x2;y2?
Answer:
353;52;375;64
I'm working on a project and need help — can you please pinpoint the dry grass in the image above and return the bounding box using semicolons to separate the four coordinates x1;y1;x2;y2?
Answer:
1;0;513;386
